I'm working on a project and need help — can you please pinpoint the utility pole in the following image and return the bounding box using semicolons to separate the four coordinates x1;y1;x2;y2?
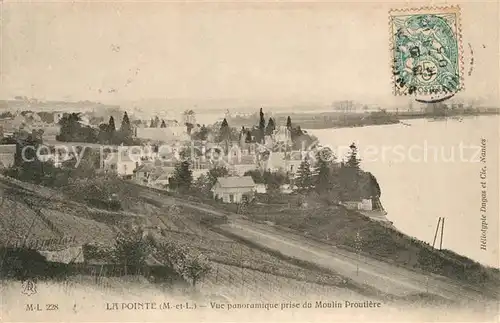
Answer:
432;217;442;248
440;217;445;250
355;231;362;276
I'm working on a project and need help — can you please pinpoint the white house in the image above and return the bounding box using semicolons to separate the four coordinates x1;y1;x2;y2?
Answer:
102;152;137;179
261;151;303;175
344;199;373;211
211;176;256;204
135;127;189;143
53;112;65;125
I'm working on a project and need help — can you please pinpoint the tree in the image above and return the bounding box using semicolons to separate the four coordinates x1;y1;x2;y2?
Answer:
57;113;82;141
37;111;54;124
314;148;336;192
8;133;46;184
184;110;196;135
313;148;341;204
346;143;361;170
295;158;313;193
258;108;265;143
149;118;155;128
160;120;167;128
170;160;193;192
192;174;210;195
151;240;210;288
120;111;131;134
154;116;160;128
245;130;252;143
314;156;331;194
219;118;230;138
113;228;149;275
265;117;275;136
244;169;264;184
191;124;209;141
182;253;211;287
263;170;287;202
108;116;116;133
239;126;245;142
207;166;229;187
219;118;231;152
286;116;292;130
199;125;209;141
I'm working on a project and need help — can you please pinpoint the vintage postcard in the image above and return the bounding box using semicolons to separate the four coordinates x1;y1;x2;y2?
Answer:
0;1;498;322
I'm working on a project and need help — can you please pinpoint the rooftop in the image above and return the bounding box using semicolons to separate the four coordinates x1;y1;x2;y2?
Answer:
215;176;255;188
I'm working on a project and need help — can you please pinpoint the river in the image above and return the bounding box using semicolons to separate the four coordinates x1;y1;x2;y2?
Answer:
309;116;499;268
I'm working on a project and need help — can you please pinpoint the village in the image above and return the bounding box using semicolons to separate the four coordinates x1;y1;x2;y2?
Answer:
0;102;380;213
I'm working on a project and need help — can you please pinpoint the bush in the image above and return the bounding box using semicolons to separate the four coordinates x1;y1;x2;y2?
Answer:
150;239;211;287
65;175;140;210
113;229;150;274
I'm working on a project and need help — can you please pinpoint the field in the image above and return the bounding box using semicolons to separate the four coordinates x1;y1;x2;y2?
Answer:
0;175;120;249
0;197;58;245
0;175;352;298
118;198;348;289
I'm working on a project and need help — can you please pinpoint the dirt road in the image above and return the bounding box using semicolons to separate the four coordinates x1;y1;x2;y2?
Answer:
222;219;489;302
138;187;488;303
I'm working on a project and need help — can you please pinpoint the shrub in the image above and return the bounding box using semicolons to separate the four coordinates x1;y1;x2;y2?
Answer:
150;239;211;287
113;229;150;275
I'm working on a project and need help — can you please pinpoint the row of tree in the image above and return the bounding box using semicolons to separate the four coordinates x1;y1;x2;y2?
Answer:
57;111;138;145
164;141;380;205
217;108;316;152
293;143;380;203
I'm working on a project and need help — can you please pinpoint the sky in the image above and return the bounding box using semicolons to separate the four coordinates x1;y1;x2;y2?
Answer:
1;1;498;107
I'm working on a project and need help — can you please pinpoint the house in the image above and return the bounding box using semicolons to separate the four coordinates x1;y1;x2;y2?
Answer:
135;127;189;143
211;176;256;203
223;153;258;176
134;163;156;184
102;152;137;179
285;150;304;175
7;113;27;130
261;152;285;172
273;126;292;145
343;199;373;211
261;151;304;175
191;159;210;179
0;144;16;169
134;161;176;187
151;173;171;188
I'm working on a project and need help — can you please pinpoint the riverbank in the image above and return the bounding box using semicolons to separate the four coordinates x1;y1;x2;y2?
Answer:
228;111;400;130
308;115;500;268
228;110;499;130
237;200;500;298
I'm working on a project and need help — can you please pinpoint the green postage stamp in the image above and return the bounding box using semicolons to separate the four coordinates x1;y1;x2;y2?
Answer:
390;6;463;98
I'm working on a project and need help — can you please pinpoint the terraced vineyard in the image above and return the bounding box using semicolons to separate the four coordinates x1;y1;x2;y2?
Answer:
153;229;344;288
40;209;116;245
199;262;360;302
0;197;59;246
0;175;351;300
0;176;120;250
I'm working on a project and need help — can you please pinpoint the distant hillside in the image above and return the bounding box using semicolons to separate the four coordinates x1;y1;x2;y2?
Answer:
0;99;120;113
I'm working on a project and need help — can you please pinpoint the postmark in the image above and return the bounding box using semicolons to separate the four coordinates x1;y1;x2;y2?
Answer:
390;6;463;101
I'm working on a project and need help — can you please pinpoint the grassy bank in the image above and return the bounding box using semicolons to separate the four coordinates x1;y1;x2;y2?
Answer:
243;203;500;296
